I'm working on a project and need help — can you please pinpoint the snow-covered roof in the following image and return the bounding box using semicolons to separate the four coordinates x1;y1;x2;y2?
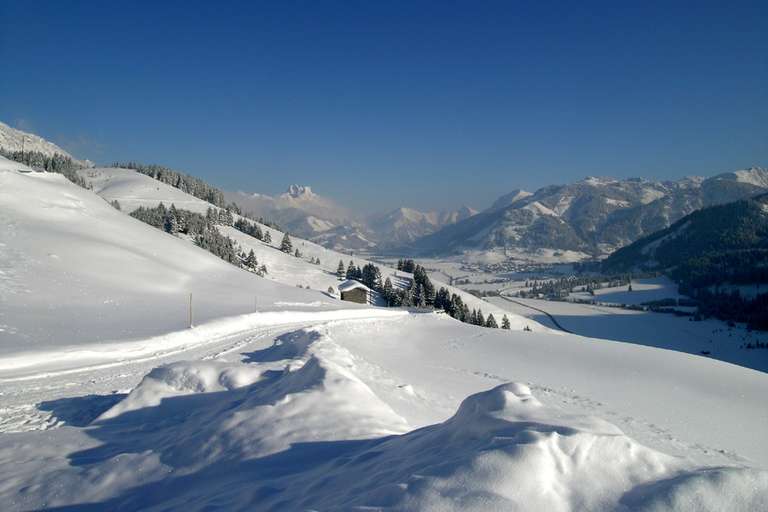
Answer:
338;279;370;292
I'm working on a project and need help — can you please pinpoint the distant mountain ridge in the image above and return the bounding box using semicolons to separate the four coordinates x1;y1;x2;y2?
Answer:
408;168;768;258
602;192;768;276
226;185;477;251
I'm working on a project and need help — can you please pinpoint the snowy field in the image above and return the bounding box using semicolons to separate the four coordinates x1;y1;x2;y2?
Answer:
1;160;766;510
1;313;766;510
569;276;684;305
488;296;768;373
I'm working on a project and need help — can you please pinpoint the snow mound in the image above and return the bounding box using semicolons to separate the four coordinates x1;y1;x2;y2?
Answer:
98;361;264;420
31;351;766;511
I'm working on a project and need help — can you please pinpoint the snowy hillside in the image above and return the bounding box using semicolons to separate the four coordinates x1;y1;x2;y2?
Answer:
0;121;92;168
77;166;524;328
0;157;357;359
1;156;767;510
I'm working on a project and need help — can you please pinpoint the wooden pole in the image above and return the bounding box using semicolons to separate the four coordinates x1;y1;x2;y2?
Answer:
189;293;193;328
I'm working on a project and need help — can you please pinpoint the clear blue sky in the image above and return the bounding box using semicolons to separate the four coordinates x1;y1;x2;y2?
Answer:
1;1;766;212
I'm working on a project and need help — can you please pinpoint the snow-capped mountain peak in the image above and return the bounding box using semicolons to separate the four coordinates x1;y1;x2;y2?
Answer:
283;184;316;199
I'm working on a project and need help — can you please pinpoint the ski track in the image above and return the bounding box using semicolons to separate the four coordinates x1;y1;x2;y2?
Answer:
0;313;398;435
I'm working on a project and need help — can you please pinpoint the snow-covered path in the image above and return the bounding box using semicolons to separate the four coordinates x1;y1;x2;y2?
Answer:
0;308;409;433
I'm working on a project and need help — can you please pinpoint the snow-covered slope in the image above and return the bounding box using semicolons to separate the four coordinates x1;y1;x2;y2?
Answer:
0;157;350;356
2;157;767;511
77;166;522;328
80;167;214;214
1;313;766;510
0;120;92;167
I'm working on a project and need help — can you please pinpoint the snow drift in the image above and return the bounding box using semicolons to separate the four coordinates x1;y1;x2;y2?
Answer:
1;324;765;511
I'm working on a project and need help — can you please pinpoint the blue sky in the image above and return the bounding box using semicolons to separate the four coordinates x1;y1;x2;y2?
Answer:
1;1;766;212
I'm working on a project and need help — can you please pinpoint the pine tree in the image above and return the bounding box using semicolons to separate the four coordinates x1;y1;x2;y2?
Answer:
164;204;179;234
263;230;272;244
477;309;485;326
485;314;498;328
382;277;394;305
346;260;357;280
294;248;301;258
257;264;268;276
413;283;425;307
501;315;511;329
244;249;257;270
423;280;435;306
337;260;345;279
280;233;293;253
402;286;414;307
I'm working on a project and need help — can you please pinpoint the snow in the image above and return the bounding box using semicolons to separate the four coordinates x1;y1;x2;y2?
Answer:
0;120;92;168
75;166;524;329
1;314;766;510
488;295;768;373
80;167;214;214
0;158;357;356
569;276;683;305
2;156;767;510
719;167;768;188
524;200;558;217
338;279;371;292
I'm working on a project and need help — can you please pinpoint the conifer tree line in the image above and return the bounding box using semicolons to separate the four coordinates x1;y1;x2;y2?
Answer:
113;161;234;209
129;202;267;275
1;148;88;188
340;258;513;330
112;161;284;231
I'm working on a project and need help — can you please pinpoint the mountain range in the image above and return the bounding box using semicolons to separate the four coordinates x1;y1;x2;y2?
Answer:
225;186;477;252
407;168;768;259
1;120;765;260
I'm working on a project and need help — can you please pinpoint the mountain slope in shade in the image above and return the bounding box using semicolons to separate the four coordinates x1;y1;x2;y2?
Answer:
0;120;92;168
603;193;768;274
409;168;768;258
